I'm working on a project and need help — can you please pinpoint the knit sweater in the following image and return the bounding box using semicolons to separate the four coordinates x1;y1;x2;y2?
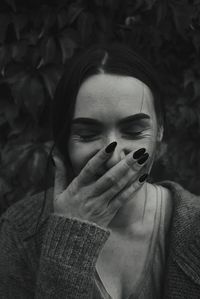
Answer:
0;181;200;299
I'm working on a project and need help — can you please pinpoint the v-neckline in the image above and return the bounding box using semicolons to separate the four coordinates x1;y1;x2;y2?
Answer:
94;185;162;299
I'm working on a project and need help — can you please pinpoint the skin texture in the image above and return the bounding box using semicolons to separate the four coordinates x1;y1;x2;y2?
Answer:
67;73;163;229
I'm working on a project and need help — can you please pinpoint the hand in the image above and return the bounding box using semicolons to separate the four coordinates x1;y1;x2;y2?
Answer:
53;143;149;228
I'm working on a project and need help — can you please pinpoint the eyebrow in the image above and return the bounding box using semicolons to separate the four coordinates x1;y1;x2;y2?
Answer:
71;113;150;126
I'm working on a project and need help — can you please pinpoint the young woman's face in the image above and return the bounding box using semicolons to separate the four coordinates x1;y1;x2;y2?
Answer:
67;74;162;176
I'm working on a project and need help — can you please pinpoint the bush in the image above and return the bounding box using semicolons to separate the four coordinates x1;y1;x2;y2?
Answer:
0;0;200;214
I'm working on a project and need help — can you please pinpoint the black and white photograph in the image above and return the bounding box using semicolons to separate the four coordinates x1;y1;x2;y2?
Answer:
0;0;200;298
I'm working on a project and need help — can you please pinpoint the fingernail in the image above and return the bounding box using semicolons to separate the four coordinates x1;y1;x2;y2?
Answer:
137;153;149;165
139;173;148;183
105;141;117;153
133;148;146;160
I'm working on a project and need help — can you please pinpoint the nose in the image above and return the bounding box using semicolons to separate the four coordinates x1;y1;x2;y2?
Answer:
105;141;126;170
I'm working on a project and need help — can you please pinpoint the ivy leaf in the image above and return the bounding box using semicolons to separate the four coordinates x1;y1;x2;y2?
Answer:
193;80;200;98
1;142;33;176
0;14;11;43
57;8;68;29
11;41;28;62
156;1;168;24
40;36;57;65
4;0;16;12
12;14;28;41
58;29;78;63
9;72;29;106
143;0;157;10
27;147;47;184
26;46;42;69
0;45;11;71
184;69;194;88
169;1;193;37
0;97;18;127
40;6;57;34
39;64;63;99
192;32;200;52
66;3;84;24
77;12;94;43
21;76;45;122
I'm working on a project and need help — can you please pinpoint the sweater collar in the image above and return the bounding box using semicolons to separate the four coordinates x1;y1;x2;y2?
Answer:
159;180;200;286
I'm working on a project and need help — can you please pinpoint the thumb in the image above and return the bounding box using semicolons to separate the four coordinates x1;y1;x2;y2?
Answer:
53;155;68;200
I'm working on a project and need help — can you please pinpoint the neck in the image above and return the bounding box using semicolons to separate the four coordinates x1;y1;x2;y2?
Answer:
108;182;156;231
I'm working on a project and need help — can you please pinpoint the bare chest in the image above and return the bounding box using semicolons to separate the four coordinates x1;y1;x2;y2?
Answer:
95;227;152;299
95;185;172;299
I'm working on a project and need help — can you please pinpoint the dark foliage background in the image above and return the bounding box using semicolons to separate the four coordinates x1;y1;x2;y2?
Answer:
0;0;200;215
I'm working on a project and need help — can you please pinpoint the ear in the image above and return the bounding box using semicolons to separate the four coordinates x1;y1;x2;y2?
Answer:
157;125;164;142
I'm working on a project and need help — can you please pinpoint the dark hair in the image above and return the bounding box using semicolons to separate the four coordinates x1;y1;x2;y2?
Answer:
50;41;165;183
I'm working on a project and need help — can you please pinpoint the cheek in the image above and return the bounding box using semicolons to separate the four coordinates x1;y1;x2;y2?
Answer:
67;126;158;176
67;140;100;175
135;133;157;155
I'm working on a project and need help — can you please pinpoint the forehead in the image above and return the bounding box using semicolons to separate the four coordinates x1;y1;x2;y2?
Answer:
74;74;155;119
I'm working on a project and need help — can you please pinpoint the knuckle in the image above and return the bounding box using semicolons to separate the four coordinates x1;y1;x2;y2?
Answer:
109;198;121;210
86;161;95;175
107;175;116;186
124;157;132;169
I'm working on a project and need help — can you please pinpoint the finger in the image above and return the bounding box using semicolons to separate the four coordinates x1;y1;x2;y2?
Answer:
77;141;117;185
95;150;149;195
53;155;68;200
107;173;148;211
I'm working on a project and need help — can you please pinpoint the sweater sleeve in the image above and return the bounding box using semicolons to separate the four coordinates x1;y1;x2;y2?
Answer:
0;213;110;299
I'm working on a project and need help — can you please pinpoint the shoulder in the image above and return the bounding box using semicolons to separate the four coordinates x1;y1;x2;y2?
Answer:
1;187;54;239
158;180;200;209
157;180;200;236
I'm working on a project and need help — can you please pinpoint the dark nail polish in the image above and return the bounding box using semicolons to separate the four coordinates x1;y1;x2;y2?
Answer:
133;148;146;160
139;173;148;183
137;153;149;165
105;141;117;153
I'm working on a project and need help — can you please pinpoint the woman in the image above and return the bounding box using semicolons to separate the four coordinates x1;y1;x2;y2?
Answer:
0;42;200;299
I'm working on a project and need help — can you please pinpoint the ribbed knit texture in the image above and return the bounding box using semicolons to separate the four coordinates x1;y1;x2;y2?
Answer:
0;181;200;298
0;187;110;299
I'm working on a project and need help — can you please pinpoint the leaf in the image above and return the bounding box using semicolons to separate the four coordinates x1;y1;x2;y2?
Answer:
58;30;78;63
4;0;16;12
0;14;11;43
27;148;47;184
21;76;45;121
1;142;33;174
12;14;28;40
193;80;200;98
77;12;94;43
39;64;63;99
40;6;57;34
9;72;29;106
192;32;200;52
0;97;18;127
66;3;84;24
0;177;12;200
0;45;11;71
156;1;168;24
8;118;26;137
11;41;28;61
57;8;68;29
26;46;42;69
184;69;194;88
40;36;57;65
21;29;38;46
169;1;193;36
